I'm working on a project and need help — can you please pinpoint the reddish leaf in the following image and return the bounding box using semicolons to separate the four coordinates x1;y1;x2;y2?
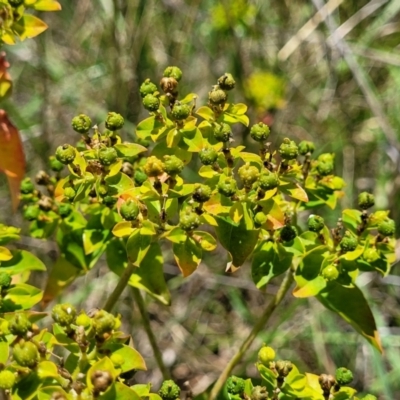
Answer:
0;52;12;98
0;110;25;211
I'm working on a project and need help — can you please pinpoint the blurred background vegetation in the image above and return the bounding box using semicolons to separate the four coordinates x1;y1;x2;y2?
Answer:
1;0;400;398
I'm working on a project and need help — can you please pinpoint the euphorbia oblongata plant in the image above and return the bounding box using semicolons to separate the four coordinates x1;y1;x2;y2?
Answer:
1;66;395;399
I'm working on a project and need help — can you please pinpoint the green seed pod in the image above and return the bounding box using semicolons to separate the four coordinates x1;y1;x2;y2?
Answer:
358;192;375;210
250;122;270;142
71;114;92;134
226;376;245;396
64;187;76;202
143;156;165;177
339;231;358;252
164;155;184;175
0;370;16;390
318;153;334;164
163;66;183;82
259;172;279;191
377;219;395;237
251;386;269;400
280;225;297;242
258;346;275;366
52;303;77;327
217;177;237;197
13;340;39;368
279;138;298;160
321;265;339;281
0;272;12;288
140;79;158;98
254;211;267;226
134;169;148;186
308;215;325;232
171;103;191;120
23;205;40;221
98;147;118;166
92;310;116;336
298;140;315;155
335;367;353;386
110;353;125;368
58;203;73;218
76;312;92;328
363;248;380;263
179;211;201;232
208;87;227;105
238;164;260;187
214;123;232;142
55;144;76;165
217;73;235;91
49;156;64;172
316;162;334;176
20;178;35;194
9;313;32;336
8;0;24;7
158;380;181;400
103;196;117;207
105;112;124;131
199;147;218;165
192;184;212;203
120;200;140;221
275;360;293;377
143;94;160;112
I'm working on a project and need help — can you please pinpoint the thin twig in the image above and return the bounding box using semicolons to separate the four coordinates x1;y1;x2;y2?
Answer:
208;270;294;400
131;287;171;380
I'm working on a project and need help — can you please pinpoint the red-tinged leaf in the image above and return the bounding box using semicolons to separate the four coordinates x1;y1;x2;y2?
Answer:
317;283;382;351
0;52;12;99
0;110;25;211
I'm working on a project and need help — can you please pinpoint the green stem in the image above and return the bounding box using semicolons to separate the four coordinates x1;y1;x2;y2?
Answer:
131;287;171;380
103;263;136;312
208;270;294;400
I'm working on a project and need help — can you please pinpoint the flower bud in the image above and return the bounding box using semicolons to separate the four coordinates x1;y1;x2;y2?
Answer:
20;178;35;194
192;184;212;203
143;94;160;112
199;147;218;165
103;196;117;207
158;380;181;400
0;370;16;390
238;164;260;187
335;367;353;385
143;156;165;177
226;376;245;396
71;114;92;134
214;123;231;142
140;79;158;98
217;177;237;197
358;192;375;210
250;122;270;142
134;169;148;186
13;340;39;368
76;312;92;328
258;172;279;191
208;87;227;105
23;205;40;221
217;73;235;91
98;147;118;166
92;310;116;336
64;187;76;202
258;346;275;366
280;225;297;242
164;155;184;175
163;66;183;82
105;112;124;131
275;360;293;377
279;138;298;160
317;162;334;176
363;248;380;263
254;212;267;226
298;140;315;155
0;272;12;288
49;156;64;172
120;200;140;221
377;219;395;237
9;313;32;336
308;215;325;232
56;144;76;165
171;103;191;120
179;210;201;232
52;303;77;327
321;265;339;281
339;231;358;253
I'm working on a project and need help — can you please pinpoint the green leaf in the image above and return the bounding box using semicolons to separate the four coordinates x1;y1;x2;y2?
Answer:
192;231;217;251
0;246;12;261
2;283;43;311
182;127;204;152
173;237;202;277
163;227;187;244
100;383;142;400
42;257;82;307
136;116;164;139
215;213;259;270
29;0;62;11
112;222;136;238
342;209;362;234
105;172;135;195
196;106;215;121
257;363;277;394
0;341;9;364
252;241;292;289
126;230;152;266
83;229;110;255
317;283;382;351
102;344;146;372
129;384;151;397
0;225;20;245
114;143;147;158
37;387;70;400
12;15;48;40
37;361;59;379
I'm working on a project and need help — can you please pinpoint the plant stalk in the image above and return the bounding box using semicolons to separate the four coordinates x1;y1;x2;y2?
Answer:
208;270;294;400
131;287;171;380
103;263;136;312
